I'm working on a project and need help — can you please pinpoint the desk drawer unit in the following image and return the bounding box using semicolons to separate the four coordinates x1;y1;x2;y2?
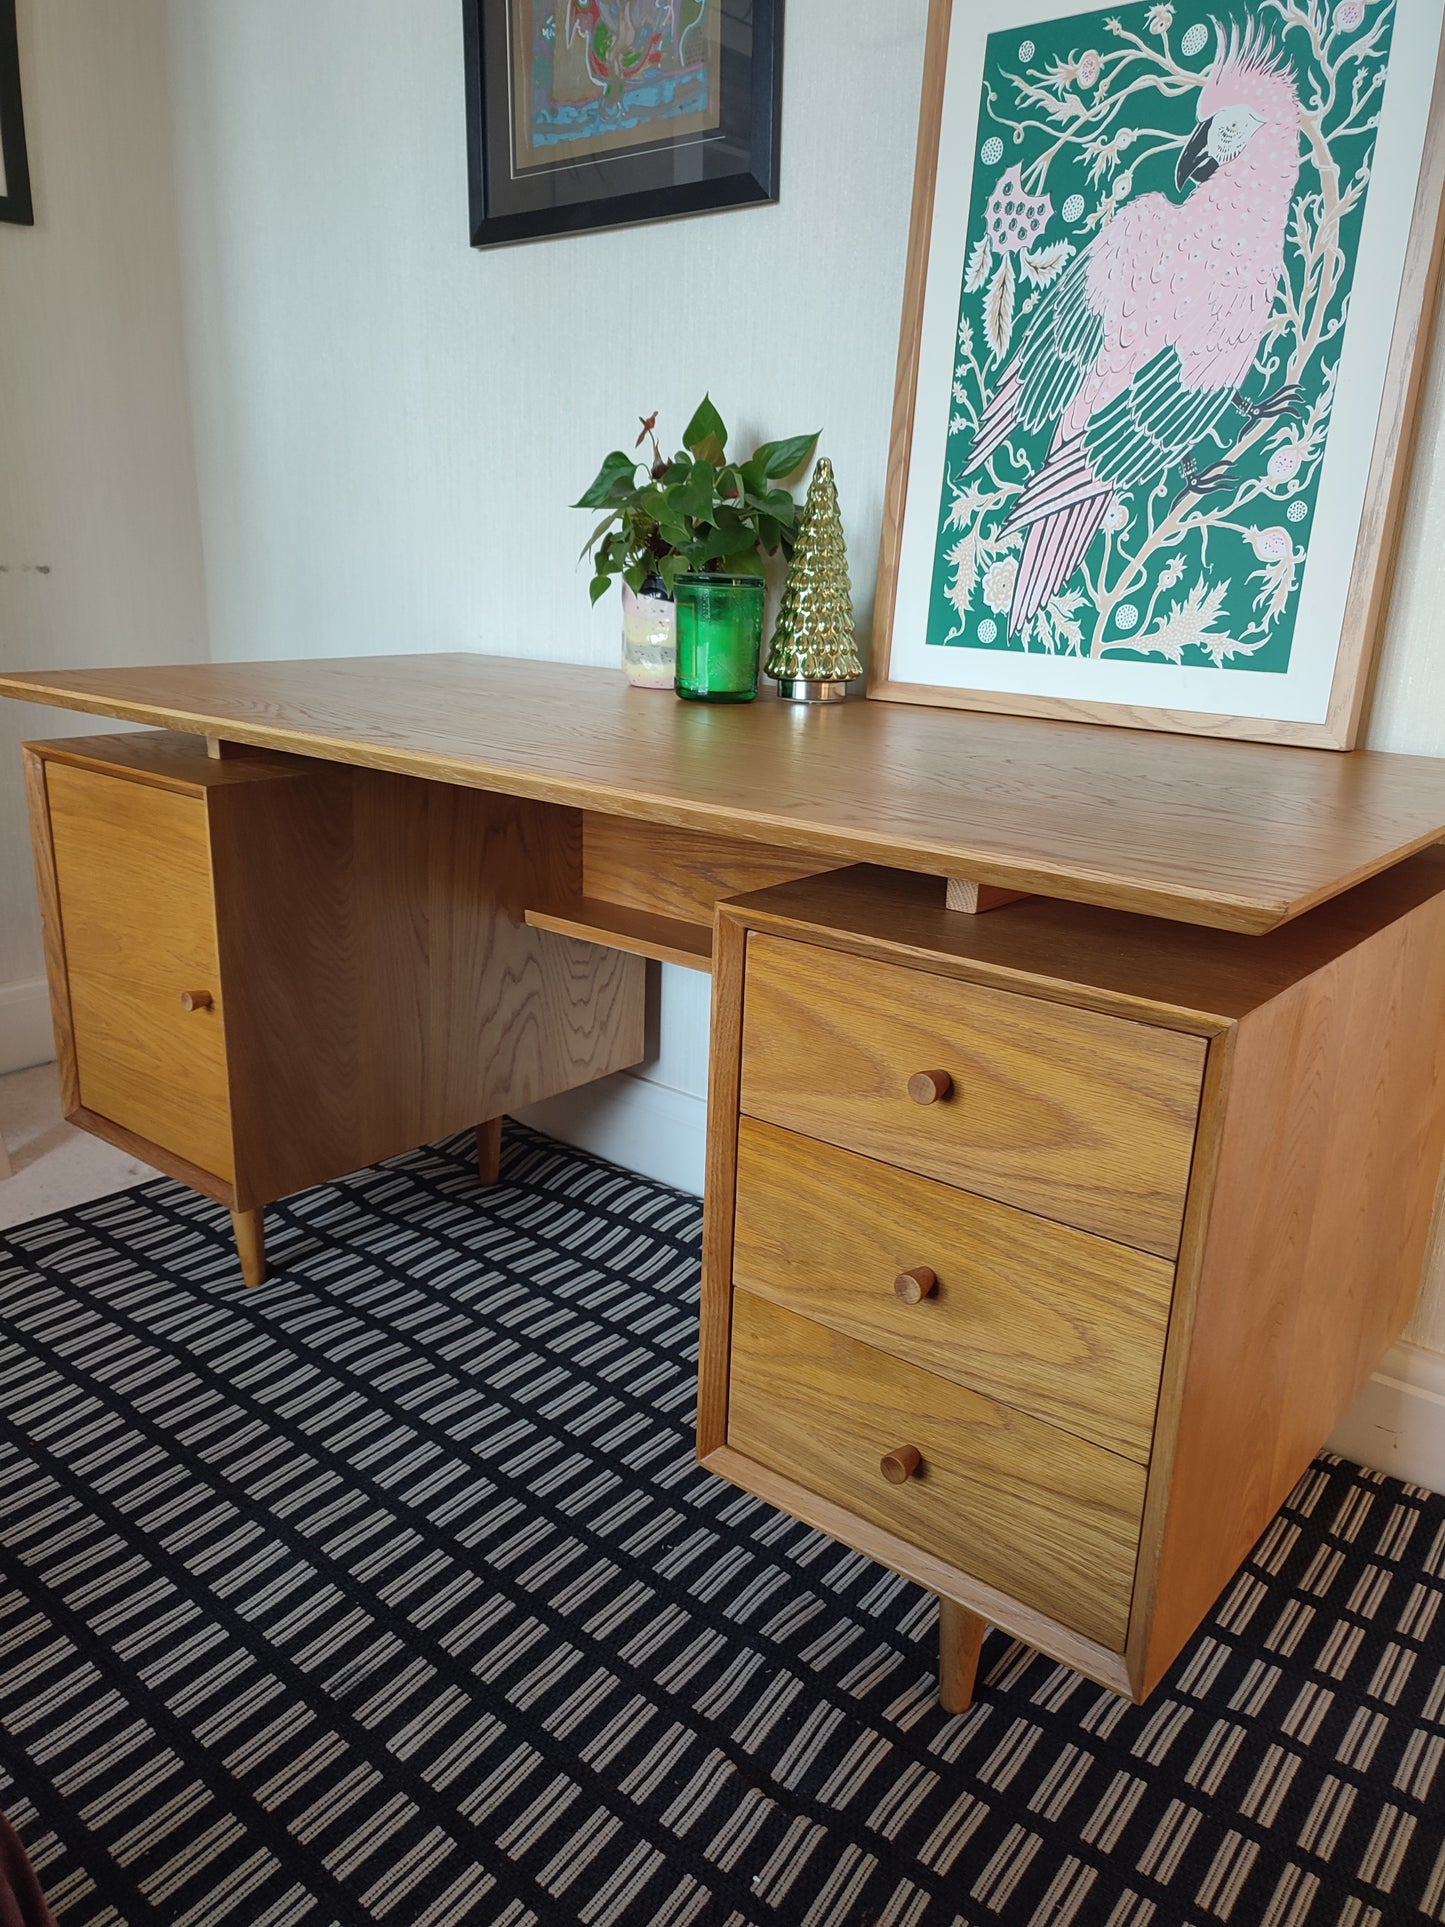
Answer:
25;731;646;1289
700;862;1445;1706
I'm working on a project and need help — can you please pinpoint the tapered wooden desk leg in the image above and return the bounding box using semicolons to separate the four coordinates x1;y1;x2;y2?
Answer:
476;1118;504;1186
938;1598;987;1713
231;1207;267;1289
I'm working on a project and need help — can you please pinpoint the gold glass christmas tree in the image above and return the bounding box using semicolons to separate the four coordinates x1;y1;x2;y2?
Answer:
765;457;862;702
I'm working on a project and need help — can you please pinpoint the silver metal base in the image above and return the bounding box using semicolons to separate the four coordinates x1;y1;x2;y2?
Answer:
774;678;850;705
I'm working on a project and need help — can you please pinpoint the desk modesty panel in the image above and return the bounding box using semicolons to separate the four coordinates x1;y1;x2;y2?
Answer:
8;654;1445;931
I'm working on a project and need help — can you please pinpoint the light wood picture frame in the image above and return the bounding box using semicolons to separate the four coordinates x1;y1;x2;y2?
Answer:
869;0;1445;747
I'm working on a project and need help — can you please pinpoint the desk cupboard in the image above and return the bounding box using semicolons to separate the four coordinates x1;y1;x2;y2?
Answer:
6;653;1445;1709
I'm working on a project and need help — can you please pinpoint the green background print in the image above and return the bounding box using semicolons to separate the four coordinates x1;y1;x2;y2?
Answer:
928;0;1395;671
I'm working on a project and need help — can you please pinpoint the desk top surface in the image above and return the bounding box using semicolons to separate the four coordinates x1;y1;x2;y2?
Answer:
5;651;1445;934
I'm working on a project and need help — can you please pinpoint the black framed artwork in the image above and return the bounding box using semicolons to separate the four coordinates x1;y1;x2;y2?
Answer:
0;0;33;227
463;1;782;249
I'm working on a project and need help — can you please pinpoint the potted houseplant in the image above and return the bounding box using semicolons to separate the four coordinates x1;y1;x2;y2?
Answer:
575;398;818;697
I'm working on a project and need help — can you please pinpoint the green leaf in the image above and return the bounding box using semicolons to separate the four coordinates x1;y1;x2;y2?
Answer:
752;432;820;481
756;514;783;554
574;449;639;509
589;573;612;606
578;509;621;561
683;394;728;467
739;457;768;496
716;464;748;505
672;461;717;525
712;521;764;562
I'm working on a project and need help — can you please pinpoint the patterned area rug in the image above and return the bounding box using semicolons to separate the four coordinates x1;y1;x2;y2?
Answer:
1;1125;1443;1927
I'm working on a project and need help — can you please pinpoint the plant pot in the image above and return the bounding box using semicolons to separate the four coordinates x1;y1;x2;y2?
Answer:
620;577;676;690
674;573;766;704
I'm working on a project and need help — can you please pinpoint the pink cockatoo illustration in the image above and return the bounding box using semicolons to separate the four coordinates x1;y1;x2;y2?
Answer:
965;20;1304;638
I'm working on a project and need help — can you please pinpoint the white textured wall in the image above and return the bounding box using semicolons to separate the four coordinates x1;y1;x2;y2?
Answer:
0;0;208;1061
165;0;923;668
164;0;925;1155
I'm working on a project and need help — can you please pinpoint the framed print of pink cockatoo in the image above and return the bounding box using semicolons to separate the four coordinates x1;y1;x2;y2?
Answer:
871;0;1445;745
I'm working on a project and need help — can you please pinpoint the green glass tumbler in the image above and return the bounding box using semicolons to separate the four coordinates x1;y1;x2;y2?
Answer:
674;573;766;703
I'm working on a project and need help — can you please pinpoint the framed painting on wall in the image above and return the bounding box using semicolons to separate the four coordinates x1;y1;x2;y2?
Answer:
870;0;1445;747
463;1;783;249
0;0;33;227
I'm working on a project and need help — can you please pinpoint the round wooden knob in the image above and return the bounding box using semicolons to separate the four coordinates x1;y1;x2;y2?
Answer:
894;1266;938;1305
908;1069;953;1105
880;1445;922;1485
180;990;214;1012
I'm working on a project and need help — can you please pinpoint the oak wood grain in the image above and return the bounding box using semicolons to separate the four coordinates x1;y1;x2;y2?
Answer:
870;0;954;722
1124;1026;1235;1697
1135;877;1445;1694
22;746;79;1112
45;761;235;1181
727;857;1445;1033
212;767;646;1210
732;1118;1174;1462
728;1292;1146;1648
477;1119;503;1187
231;1208;266;1289
10;657;1445;931
583;815;834;924
26;733;647;1225
740;934;1206;1256
701;1441;1134;1695
945;879;1029;914
696;910;750;1460
938;1599;987;1714
65;1106;236;1206
525;898;713;972
36;729;310;792
709;861;1445;1702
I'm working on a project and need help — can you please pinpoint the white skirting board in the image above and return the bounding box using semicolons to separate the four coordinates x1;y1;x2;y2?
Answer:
516;1071;708;1199
1328;1341;1445;1496
0;979;54;1077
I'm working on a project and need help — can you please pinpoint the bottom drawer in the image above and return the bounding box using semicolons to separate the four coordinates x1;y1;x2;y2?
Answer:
727;1292;1146;1648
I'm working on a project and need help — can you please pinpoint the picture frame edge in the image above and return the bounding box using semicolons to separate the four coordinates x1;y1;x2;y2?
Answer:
867;674;1352;748
868;0;955;705
1330;6;1445;750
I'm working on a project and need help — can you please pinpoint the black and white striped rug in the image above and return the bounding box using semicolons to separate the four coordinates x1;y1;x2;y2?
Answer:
1;1124;1443;1927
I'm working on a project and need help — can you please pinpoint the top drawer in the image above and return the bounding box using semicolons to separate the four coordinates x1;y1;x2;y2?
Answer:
739;934;1206;1257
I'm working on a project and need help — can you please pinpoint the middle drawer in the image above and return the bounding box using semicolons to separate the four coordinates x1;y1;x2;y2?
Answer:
733;1118;1174;1462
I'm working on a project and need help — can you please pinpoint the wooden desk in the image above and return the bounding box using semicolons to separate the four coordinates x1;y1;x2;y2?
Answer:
9;652;1445;930
6;653;1445;1711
